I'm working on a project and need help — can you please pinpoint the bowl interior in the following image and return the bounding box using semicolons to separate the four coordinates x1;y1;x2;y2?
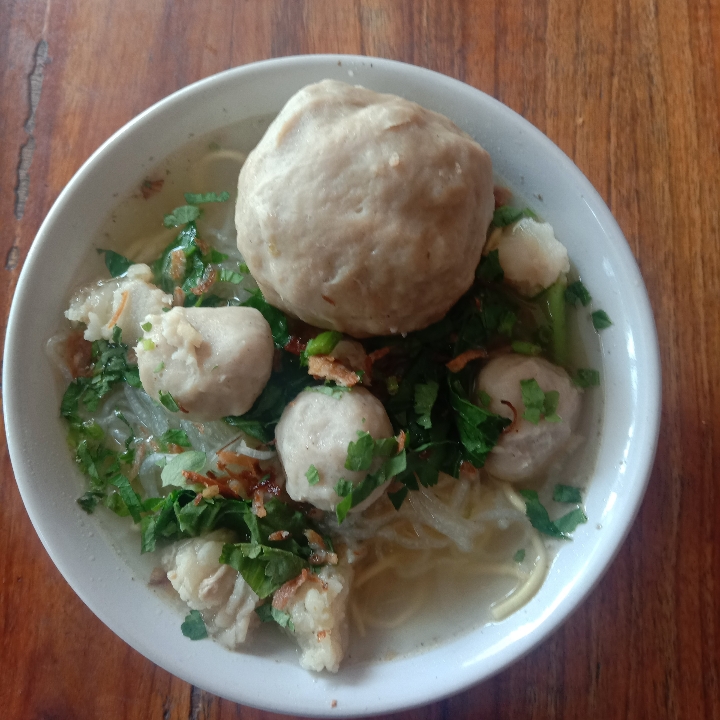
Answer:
4;55;660;717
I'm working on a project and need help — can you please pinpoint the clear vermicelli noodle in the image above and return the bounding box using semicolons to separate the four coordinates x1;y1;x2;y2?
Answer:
51;86;604;673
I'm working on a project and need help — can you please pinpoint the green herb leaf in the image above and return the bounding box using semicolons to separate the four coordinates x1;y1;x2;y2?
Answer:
305;464;321;486
308;385;350;400
255;603;295;631
159;428;192;448
184;191;230;204
513;548;526;563
477;250;504;282
220;543;308;599
216;268;244;284
520;379;561;424
160;451;206;487
519;489;586;538
242;290;290;348
449;380;510;467
564;281;592;307
344;431;375;471
164;205;201;228
158;390;180;412
334;478;353;498
554;507;588;534
181;610;208;640
553;484;583;503
573;368;601;388
98;249;132;277
591;310;613;330
414;381;439;430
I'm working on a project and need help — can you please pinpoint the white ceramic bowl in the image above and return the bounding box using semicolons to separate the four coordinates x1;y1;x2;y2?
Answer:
4;55;661;716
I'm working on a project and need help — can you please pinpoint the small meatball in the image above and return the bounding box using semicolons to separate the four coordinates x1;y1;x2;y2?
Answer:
275;387;394;512
162;530;259;649
236;79;495;337
476;355;581;481
137;306;273;421
284;564;353;673
485;218;570;297
65;263;171;345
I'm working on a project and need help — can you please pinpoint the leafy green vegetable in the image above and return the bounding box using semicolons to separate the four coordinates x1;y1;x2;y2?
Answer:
513;548;526;563
477;250;504;282
160;451;206;487
159;428;191;448
60;327;140;421
163;205;201;228
181;610;208;640
565;281;592;307
541;281;568;365
520;379;561;424
242;289;290;348
98;249;132;277
184;191;230;204
334;478;353;498
573;368;601;388
255;603;295;631
305;464;321;486
336;449;407;523
345;431;375;472
158;390;180;412
591;310;613;330
308;385;350;400
216;268;244;284
553;484;583;503
491;206;537;227
519;489;587;538
511;341;542;356
449;379;510;467
219;543;309;598
414;381;439;430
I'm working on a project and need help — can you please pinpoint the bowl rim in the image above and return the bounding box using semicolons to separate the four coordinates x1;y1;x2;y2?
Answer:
4;54;662;717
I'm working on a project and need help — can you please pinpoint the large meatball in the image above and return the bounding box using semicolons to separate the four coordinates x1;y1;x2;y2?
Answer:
275;387;394;512
235;79;495;338
136;306;274;421
476;355;581;481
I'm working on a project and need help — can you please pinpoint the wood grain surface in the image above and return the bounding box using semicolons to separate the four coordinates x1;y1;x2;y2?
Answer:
1;0;718;718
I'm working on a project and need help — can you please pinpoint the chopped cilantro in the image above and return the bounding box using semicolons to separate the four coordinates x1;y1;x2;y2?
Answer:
98;249;132;277
573;368;601;388
158;390;180;412
519;489;587;538
308;384;351;400
520;379;561;424
513;548;526;563
141;321;152;332
241;289;290;348
565;281;592;307
591;310;613;330
345;431;374;471
553;484;583;503
255;603;295;632
181;610;208;640
217;268;244;284
163;205;201;228
305;464;321;486
334;478;353;498
159;428;191;448
478;390;492;408
183;191;230;204
477;250;504;282
219;543;309;598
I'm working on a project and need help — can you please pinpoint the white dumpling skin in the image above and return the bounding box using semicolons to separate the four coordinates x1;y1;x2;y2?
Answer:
275;387;394;512
476;355;581;481
65;263;171;345
136;306;274;421
162;530;260;649
235;79;495;338
486;218;570;297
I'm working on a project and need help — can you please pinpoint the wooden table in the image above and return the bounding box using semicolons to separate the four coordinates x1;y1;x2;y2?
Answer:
1;1;717;718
